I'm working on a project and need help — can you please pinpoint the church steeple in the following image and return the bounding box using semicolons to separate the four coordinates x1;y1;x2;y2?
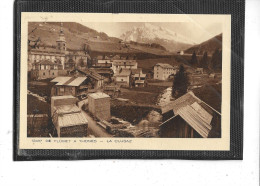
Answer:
56;22;66;52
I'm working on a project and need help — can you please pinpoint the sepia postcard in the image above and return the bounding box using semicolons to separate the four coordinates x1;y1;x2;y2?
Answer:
18;12;231;151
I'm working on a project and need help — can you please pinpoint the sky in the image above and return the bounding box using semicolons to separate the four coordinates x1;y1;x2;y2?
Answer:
81;22;222;44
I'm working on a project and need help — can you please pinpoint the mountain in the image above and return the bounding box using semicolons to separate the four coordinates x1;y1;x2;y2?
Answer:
28;22;172;57
120;23;193;52
185;33;222;56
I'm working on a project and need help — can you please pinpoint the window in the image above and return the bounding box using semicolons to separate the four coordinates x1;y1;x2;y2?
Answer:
60;87;64;93
52;72;54;75
121;79;124;81
43;72;45;76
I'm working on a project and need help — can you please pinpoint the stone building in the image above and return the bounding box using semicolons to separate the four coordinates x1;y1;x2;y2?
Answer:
153;63;178;80
28;23;91;72
30;60;63;80
111;60;138;74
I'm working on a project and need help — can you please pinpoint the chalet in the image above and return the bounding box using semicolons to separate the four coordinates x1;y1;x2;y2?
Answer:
90;68;114;82
51;76;88;97
154;63;178;80
30;60;62;80
131;68;147;87
111;60;138;74
69;69;105;89
160;91;221;138
115;69;132;87
51;95;88;137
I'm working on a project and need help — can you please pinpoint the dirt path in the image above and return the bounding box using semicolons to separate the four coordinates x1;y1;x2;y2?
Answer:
78;100;113;137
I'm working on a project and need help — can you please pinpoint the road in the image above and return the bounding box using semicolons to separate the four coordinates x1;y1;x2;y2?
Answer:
78;100;113;137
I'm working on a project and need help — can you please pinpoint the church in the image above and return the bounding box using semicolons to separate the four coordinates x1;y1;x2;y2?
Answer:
28;23;91;79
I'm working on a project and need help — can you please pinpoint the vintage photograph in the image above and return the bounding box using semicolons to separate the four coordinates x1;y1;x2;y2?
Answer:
26;20;222;139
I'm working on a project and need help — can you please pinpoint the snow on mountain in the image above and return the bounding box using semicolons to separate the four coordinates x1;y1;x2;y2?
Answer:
120;23;193;45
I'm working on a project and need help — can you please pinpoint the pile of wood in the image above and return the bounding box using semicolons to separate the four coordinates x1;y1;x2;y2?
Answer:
98;120;130;134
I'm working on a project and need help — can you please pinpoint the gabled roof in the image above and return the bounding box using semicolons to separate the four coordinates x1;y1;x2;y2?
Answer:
68;69;105;81
84;69;104;80
30;47;59;54
113;60;137;66
67;77;87;86
88;92;110;99
161;91;221;138
58;112;88;127
117;69;131;76
36;60;56;65
90;68;114;75
112;55;121;60
161;92;199;114
51;76;71;84
176;103;213;138
51;76;87;86
155;63;176;69
131;68;142;75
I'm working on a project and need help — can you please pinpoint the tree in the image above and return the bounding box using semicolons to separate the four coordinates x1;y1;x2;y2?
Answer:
199;51;209;68
210;48;222;70
172;65;189;98
190;51;198;66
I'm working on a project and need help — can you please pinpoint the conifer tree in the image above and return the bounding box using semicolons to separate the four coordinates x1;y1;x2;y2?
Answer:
172;65;189;98
199;51;209;68
190;51;198;66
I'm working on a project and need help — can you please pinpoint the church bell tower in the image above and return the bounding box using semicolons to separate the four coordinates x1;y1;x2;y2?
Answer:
56;23;66;53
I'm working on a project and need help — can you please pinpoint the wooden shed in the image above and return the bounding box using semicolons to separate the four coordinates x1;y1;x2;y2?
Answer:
51;95;88;137
160;91;221;138
88;92;111;121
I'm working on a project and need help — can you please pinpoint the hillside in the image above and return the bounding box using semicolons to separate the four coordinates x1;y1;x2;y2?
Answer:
28;22;171;56
185;34;222;55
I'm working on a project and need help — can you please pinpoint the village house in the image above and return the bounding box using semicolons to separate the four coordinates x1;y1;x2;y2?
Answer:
30;59;63;80
50;69;105;98
111;60;138;74
28;23;90;72
96;55;112;64
153;63;178;80
115;69;132;87
50;76;88;98
160;91;221;138
51;95;88;137
131;68;147;87
88;92;111;121
69;69;105;89
90;68;114;82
